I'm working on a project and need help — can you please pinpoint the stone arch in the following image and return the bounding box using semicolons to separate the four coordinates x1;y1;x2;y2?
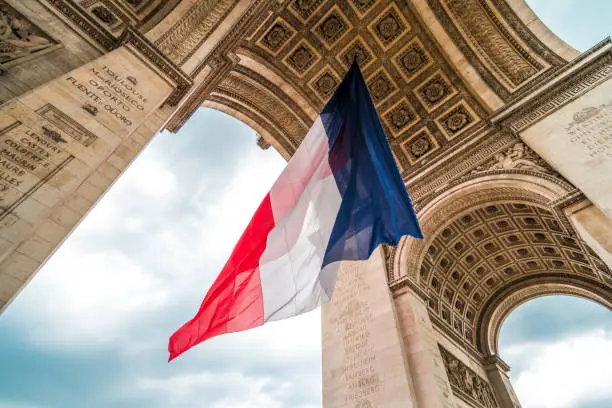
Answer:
478;277;612;357
392;172;612;353
394;171;573;282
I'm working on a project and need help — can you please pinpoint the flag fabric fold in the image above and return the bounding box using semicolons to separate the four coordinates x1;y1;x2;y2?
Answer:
168;61;422;361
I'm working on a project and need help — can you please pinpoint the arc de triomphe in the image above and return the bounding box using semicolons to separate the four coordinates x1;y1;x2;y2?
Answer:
0;1;611;407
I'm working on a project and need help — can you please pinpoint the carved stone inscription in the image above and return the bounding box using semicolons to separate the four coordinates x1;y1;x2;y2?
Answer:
566;102;612;159
332;268;380;404
64;65;147;127
519;77;612;218
0;121;72;212
47;46;174;139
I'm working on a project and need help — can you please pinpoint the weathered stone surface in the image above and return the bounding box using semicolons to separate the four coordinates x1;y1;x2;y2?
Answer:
322;249;416;408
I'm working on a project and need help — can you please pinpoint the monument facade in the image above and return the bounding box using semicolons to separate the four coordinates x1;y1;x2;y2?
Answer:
0;1;610;407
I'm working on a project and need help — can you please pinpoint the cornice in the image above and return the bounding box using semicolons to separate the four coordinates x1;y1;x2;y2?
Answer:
491;38;612;132
117;26;193;106
45;0;117;51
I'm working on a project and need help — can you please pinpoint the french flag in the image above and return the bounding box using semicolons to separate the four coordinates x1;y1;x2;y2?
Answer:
168;61;422;361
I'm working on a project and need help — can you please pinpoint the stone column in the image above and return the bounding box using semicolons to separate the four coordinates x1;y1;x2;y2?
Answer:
484;356;521;408
394;289;455;408
322;247;417;408
0;35;182;312
569;203;612;268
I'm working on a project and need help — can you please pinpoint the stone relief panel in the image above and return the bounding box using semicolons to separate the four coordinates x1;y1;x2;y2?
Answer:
0;1;58;66
440;346;498;408
470;142;551;175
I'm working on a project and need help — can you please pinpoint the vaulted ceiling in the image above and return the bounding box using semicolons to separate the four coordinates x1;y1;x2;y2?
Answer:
194;0;575;179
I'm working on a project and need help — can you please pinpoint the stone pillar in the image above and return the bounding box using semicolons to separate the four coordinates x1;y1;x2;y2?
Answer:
569;203;612;268
394;289;455;408
322;248;417;408
484;356;521;408
0;35;182;312
517;44;612;219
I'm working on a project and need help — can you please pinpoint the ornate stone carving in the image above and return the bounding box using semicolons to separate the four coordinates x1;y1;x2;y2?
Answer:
401;128;439;164
42;126;67;143
117;26;193;106
383;99;419;136
471;143;551;174
256;133;270;150
440;346;498;407
45;0;116;50
288;0;325;22
348;0;376;16
216;73;305;148
338;38;374;70
442;0;542;88
0;2;57;65
416;71;457;111
82;103;98;116
366;68;397;105
259;18;295;55
154;0;236;65
436;102;478;140
284;40;319;76
314;6;350;49
503;55;612;132
418;200;610;349
393;36;434;83
310;68;339;101
91;5;118;26
368;4;409;49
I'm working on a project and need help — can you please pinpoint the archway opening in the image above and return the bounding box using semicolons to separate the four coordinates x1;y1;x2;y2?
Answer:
499;295;612;408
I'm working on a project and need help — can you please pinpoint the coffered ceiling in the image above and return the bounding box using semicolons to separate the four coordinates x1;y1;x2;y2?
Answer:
199;0;571;178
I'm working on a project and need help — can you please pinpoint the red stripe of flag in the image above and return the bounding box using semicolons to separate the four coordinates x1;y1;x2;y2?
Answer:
168;194;275;361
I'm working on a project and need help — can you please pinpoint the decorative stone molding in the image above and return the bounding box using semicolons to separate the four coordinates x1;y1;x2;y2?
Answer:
46;0;116;50
496;41;612;132
153;0;237;65
117;26;192;105
440;346;499;407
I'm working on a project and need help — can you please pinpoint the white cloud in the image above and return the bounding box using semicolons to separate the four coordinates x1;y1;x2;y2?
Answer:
504;329;612;408
7;117;294;355
137;371;291;408
16;246;169;347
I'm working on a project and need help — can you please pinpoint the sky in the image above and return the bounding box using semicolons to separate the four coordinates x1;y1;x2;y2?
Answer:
0;1;610;408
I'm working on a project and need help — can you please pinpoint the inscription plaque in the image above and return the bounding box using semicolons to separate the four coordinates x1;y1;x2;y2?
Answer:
0;121;73;218
566;102;612;159
520;78;612;218
322;249;416;408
